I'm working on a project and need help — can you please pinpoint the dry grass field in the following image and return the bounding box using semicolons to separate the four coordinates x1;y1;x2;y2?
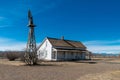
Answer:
0;58;120;80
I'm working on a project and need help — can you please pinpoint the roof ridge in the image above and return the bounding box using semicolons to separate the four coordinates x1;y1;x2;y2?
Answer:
65;39;81;43
47;37;60;40
47;37;82;42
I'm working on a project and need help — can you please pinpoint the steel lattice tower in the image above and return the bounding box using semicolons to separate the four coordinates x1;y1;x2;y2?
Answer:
24;10;37;65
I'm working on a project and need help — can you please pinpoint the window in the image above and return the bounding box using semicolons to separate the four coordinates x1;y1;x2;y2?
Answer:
52;51;56;59
46;41;47;47
63;52;65;58
71;52;74;56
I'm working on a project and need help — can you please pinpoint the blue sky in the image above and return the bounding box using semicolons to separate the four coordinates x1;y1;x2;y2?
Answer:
0;0;120;53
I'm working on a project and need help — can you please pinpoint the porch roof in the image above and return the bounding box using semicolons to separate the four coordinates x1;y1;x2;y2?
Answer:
54;49;87;53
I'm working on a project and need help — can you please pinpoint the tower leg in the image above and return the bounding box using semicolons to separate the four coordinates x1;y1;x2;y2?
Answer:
24;10;38;65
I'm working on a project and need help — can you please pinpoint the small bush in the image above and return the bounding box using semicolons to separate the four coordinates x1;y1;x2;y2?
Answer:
6;52;20;61
20;52;25;62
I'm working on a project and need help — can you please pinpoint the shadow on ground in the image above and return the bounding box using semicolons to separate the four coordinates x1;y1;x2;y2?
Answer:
76;61;97;64
23;63;63;67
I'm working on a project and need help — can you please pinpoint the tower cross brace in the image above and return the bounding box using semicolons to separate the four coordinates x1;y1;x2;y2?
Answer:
24;10;38;65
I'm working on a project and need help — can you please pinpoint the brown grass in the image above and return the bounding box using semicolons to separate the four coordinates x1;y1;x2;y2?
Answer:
0;59;25;66
78;71;120;80
0;58;120;80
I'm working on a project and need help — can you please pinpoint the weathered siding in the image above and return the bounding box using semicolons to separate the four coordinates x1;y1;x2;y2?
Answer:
57;52;65;60
37;39;52;60
57;51;86;60
37;37;90;61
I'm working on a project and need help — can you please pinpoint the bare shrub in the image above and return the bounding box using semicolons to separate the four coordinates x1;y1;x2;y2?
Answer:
20;52;25;62
0;53;3;58
6;51;20;61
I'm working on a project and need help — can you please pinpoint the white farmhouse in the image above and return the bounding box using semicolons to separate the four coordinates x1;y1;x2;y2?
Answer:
37;37;91;61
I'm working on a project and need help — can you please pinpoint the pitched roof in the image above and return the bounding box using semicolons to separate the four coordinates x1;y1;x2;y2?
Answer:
47;37;86;49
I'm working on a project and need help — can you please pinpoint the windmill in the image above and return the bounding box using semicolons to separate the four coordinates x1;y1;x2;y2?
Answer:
24;10;38;65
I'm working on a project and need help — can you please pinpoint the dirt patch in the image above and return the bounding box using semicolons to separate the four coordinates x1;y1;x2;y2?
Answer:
107;59;120;63
0;59;25;66
77;70;120;80
0;58;120;80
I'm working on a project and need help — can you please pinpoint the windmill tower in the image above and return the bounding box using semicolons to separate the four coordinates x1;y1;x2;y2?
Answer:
24;10;38;65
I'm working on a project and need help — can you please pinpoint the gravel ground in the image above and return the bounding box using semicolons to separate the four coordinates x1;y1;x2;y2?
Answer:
0;59;120;80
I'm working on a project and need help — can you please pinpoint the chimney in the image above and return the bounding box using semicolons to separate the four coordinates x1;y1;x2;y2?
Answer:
61;36;64;40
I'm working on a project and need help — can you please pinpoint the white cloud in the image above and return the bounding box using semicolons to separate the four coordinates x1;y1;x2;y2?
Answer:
0;37;26;51
83;40;120;54
0;17;12;28
84;40;120;45
0;43;26;51
0;37;40;51
0;38;12;42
